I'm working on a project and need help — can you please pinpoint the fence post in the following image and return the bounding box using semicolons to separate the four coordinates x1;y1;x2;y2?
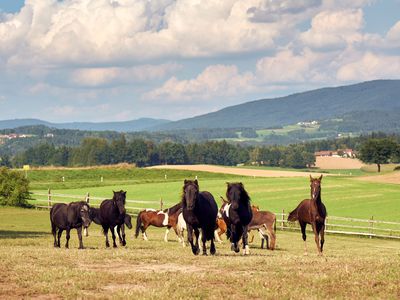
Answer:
85;192;90;203
47;189;52;209
281;209;285;230
325;216;328;231
160;198;163;210
369;216;374;238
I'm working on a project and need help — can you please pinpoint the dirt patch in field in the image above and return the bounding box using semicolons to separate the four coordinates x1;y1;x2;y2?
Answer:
356;172;400;185
315;157;366;169
148;164;325;177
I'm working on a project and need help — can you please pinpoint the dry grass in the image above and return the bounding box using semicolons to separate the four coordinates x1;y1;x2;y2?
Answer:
1;208;399;299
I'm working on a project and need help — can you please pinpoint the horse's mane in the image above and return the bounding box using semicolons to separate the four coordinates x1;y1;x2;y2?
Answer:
165;202;182;215
227;183;250;205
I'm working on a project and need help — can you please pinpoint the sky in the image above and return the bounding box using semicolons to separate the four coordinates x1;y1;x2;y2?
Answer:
0;0;399;123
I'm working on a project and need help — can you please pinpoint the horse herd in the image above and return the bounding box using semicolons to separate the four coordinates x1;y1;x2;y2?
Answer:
50;175;327;256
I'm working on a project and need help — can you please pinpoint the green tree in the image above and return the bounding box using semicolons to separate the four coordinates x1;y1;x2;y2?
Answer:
0;167;30;207
359;138;398;172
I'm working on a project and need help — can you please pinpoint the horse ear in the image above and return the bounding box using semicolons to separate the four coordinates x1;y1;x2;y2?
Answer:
239;182;244;187
309;175;313;182
123;191;127;196
194;179;198;186
184;179;188;184
319;174;323;181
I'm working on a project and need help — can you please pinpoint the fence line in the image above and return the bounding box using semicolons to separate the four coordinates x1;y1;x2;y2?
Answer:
31;191;400;240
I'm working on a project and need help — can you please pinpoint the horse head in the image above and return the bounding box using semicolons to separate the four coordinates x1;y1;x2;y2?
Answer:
310;175;322;201
226;182;250;210
182;179;199;211
79;202;92;228
113;190;127;215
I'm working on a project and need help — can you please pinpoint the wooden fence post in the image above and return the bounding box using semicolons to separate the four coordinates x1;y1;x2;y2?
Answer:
160;198;163;210
84;192;90;237
85;192;90;203
47;189;52;209
281;209;285;230
369;216;374;238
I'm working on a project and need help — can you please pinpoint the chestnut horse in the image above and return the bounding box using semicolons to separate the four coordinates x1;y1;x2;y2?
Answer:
135;203;181;242
248;205;276;250
288;175;327;255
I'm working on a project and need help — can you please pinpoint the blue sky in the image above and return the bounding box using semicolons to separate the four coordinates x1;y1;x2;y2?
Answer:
0;0;399;122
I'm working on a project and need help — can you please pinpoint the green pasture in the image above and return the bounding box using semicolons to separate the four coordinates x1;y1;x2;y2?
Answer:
0;207;399;299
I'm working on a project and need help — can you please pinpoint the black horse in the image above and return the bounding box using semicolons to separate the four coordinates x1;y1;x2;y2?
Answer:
181;179;218;256
50;201;91;249
89;207;132;246
223;182;253;255
99;190;127;248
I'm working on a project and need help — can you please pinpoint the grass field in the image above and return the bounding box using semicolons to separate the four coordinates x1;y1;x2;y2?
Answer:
0;207;399;299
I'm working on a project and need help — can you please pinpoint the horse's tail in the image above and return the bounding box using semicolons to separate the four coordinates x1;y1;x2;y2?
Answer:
135;211;143;238
287;207;298;222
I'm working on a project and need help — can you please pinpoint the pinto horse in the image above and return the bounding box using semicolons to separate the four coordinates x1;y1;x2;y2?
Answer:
182;179;218;255
99;190;127;248
135;203;182;242
288;175;327;255
222;182;253;255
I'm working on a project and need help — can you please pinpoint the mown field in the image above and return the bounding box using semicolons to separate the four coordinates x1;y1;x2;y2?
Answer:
1;207;399;299
2;166;400;299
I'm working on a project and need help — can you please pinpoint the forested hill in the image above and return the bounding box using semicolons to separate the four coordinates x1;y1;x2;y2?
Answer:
0;118;170;132
155;80;400;130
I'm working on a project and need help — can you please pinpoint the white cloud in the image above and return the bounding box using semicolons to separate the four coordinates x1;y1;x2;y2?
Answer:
144;64;255;102
337;52;400;81
300;9;364;51
70;63;181;87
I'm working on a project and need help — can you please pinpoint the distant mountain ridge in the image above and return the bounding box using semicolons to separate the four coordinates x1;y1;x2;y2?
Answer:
0;118;171;132
153;79;400;130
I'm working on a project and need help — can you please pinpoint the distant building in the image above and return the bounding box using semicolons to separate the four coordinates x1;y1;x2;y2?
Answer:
315;149;356;158
45;133;55;138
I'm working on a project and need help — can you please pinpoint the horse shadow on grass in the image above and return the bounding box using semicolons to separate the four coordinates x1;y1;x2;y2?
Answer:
0;230;49;239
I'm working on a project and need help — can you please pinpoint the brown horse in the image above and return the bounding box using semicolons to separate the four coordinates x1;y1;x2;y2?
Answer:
248;205;276;250
288;175;327;255
135;203;181;242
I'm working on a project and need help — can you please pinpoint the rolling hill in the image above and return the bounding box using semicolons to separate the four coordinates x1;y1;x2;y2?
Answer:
154;80;400;130
0;118;170;132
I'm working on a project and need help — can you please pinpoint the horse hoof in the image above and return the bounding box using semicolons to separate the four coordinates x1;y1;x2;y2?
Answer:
202;253;208;256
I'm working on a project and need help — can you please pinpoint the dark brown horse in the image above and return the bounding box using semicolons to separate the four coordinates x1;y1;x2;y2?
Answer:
248;205;276;250
182;179;218;255
50;201;91;249
135;203;182;242
288;175;327;255
99;190;127;248
222;182;253;255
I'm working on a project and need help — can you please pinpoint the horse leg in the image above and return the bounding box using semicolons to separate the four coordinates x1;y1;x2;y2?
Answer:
318;222;325;254
57;229;63;248
164;226;170;242
121;224;126;246
214;230;222;243
187;225;199;255
142;223;149;241
65;228;70;249
266;224;276;250
300;221;308;255
230;225;240;253
194;228;200;254
77;226;84;249
312;222;321;255
111;226;117;248
104;227;110;248
52;223;57;247
242;226;250;255
201;229;207;256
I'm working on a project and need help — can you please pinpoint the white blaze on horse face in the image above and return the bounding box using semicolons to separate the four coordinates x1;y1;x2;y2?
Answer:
223;203;231;218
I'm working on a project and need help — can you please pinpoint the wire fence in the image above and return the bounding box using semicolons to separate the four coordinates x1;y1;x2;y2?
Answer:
31;191;400;240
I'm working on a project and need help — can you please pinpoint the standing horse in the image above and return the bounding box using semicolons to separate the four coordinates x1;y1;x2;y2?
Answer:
50;201;91;249
222;182;253;255
288;175;327;255
182;179;218;255
135;203;182;242
99;190;127;248
248;205;276;250
89;207;132;246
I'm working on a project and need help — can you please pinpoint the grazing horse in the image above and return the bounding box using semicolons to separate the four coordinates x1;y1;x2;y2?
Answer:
99;190;127;248
222;182;252;255
182;179;218;255
288;175;327;255
248;205;276;250
89;207;132;246
135;203;182;242
50;201;91;249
